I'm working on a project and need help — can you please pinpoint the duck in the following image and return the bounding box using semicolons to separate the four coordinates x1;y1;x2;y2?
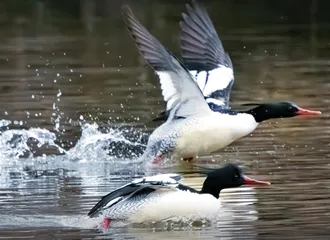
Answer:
88;163;270;228
122;5;321;164
153;0;321;122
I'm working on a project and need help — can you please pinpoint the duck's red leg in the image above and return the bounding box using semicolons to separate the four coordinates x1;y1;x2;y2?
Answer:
152;153;165;164
100;218;112;229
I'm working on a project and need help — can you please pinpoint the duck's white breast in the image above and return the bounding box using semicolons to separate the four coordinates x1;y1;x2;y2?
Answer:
128;190;221;223
176;113;258;157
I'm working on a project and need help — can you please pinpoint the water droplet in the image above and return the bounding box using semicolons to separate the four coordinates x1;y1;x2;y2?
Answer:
57;89;62;97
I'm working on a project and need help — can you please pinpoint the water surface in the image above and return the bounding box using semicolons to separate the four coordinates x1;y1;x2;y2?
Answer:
0;1;329;239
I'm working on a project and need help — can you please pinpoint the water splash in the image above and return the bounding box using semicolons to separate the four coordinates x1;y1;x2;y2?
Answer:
52;89;63;133
0;121;146;163
0;127;66;159
66;123;146;162
0;119;11;127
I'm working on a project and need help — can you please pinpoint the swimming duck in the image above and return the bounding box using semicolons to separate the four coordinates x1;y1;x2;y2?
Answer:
88;163;270;227
122;5;321;164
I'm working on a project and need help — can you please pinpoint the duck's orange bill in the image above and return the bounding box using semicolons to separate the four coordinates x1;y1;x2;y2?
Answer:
296;107;322;115
243;175;271;186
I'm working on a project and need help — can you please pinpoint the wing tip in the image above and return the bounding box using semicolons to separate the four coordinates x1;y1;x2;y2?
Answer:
186;0;203;12
121;5;137;38
121;4;134;23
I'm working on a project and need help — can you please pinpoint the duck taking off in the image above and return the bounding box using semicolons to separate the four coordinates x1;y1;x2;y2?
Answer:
88;163;270;227
153;0;321;121
122;5;321;164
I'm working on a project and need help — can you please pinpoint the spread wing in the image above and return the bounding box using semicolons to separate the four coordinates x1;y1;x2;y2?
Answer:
180;0;234;111
122;5;212;121
88;174;181;217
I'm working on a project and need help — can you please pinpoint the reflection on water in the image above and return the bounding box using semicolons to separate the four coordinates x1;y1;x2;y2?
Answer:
0;0;330;239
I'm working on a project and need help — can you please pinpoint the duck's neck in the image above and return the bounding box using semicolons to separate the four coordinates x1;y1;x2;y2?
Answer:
240;105;285;123
200;185;221;199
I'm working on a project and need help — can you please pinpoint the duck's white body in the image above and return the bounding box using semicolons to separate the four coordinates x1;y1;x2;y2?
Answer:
175;113;258;157
142;112;258;161
109;189;220;223
88;174;221;223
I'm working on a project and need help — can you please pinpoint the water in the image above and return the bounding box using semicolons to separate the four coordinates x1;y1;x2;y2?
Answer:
0;1;330;239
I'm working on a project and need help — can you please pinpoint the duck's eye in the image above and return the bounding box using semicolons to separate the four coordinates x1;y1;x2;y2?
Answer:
234;174;239;179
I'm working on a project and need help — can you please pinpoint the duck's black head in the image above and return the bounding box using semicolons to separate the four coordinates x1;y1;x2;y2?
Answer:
200;163;270;199
242;102;321;123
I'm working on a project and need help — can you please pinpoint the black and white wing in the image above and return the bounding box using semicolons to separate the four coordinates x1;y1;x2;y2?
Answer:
122;5;212;121
180;0;235;111
88;174;182;217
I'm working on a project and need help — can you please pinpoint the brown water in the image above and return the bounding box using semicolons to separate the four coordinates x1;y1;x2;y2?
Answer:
0;1;329;239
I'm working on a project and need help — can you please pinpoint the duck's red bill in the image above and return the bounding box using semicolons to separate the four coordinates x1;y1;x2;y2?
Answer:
243;175;271;186
296;107;321;116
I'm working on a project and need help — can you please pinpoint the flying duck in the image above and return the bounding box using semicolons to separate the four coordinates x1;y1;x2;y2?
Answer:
153;0;321;121
122;5;321;164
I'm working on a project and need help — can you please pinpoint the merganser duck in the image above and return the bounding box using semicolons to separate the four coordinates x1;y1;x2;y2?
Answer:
88;163;270;228
122;5;321;164
154;0;322;121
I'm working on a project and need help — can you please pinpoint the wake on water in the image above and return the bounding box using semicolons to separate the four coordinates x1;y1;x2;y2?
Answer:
0;118;154;229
